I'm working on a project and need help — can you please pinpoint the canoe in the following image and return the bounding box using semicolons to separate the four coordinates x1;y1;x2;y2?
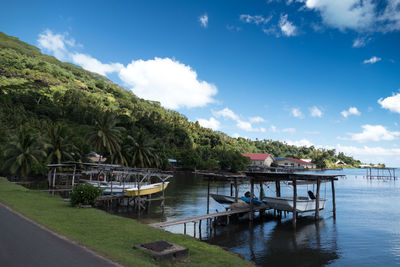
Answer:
264;196;327;213
124;182;169;197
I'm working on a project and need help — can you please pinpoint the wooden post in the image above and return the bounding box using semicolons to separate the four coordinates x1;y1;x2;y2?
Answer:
71;165;76;187
230;183;233;197
276;180;281;217
250;178;254;221
292;179;297;228
331;178;336;219
184;223;186;235
193;222;196;238
161;179;165;213
199;220;202;240
234;178;238;203
137;182;141;213
259;182;264;200
52;168;56;188
315;177;321;220
207;179;210;214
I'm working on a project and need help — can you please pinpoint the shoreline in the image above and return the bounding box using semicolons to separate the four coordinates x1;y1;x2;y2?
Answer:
0;177;253;267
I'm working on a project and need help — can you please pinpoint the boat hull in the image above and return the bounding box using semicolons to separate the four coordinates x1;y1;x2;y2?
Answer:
124;182;169;197
264;197;327;213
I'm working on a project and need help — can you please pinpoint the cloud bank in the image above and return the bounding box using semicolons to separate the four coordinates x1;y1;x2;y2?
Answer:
37;30;217;110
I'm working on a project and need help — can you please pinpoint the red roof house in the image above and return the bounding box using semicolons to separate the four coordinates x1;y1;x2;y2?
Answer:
242;153;274;166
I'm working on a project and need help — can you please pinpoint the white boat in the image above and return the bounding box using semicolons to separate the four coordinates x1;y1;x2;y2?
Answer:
210;194;244;204
264;196;327;213
84;180;142;195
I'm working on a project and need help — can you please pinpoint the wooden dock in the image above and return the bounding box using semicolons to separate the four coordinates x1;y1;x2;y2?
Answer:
150;205;270;228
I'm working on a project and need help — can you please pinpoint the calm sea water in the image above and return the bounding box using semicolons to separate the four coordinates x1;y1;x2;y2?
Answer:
111;168;400;266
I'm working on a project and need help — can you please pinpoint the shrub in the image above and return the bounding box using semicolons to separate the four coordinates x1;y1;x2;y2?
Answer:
70;183;103;207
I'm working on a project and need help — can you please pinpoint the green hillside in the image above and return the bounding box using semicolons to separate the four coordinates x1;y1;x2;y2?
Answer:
0;32;360;177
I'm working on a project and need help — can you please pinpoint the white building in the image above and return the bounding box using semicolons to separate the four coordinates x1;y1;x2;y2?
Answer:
275;158;316;169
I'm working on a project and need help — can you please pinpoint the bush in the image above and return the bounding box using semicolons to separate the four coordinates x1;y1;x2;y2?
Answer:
70;183;103;207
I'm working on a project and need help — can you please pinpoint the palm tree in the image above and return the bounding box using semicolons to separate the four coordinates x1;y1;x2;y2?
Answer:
2;129;46;176
126;129;159;168
87;112;123;162
44;123;76;164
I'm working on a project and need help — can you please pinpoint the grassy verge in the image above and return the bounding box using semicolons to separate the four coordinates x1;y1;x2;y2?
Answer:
0;178;253;267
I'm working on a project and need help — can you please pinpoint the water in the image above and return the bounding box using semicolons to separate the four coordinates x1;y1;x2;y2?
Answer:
31;168;399;266
110;168;400;266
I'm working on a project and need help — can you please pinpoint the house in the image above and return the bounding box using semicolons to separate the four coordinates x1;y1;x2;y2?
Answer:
335;160;347;166
275;158;316;169
242;153;275;167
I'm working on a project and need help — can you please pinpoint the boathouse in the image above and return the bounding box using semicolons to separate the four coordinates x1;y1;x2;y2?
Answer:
242;153;275;167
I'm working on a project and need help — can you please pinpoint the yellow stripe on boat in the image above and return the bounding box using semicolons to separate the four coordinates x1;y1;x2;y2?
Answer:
124;182;169;196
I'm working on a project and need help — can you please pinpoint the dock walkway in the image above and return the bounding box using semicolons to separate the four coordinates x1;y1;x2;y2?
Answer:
150;204;270;228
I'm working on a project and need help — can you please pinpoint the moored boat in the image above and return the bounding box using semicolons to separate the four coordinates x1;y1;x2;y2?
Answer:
264;196;327;212
124;182;169;196
210;194;244;204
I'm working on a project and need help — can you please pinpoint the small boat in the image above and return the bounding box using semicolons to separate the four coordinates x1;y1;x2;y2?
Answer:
210;194;244;204
264;196;327;213
124;182;169;197
83;180;141;195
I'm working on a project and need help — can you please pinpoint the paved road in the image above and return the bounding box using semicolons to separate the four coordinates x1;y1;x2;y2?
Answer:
0;204;117;267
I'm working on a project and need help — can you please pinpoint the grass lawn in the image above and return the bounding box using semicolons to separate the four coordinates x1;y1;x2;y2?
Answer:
0;178;254;267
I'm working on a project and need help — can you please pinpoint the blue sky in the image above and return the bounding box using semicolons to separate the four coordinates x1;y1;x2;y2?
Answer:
2;0;400;166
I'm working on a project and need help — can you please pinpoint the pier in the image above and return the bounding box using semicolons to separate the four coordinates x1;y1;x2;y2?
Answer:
365;167;397;180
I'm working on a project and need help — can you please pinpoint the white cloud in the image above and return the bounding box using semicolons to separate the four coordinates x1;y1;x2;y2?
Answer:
199;14;208;28
37;29;74;60
336;144;400;165
310;106;323;117
236;120;266;132
249;116;266;123
297;0;400;33
291;108;303;118
282;128;296;133
197;117;220;130
270;125;278;132
213;108;240;121
232;133;241;138
213;108;266;132
119;57;217;109
71;53;123;76
279;14;298;36
341;107;361;118
286;139;313;147
378;92;400;114
240;14;272;25
38;30;218;110
348;124;400;142
363;56;381;64
352;36;371;48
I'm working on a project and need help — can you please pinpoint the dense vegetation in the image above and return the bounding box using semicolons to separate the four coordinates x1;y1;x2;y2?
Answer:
0;32;361;178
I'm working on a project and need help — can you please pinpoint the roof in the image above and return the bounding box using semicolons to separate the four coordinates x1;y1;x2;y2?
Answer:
275;158;313;165
242;153;271;160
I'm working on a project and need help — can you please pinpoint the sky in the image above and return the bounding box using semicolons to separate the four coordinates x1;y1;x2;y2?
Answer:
1;0;400;166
